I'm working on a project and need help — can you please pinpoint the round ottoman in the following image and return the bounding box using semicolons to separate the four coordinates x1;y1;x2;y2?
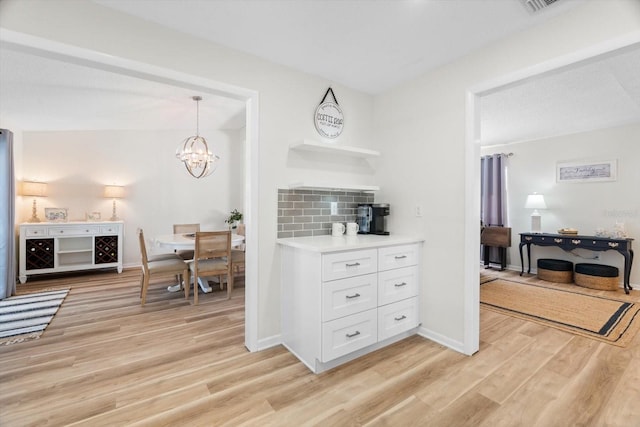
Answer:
537;259;573;283
574;263;619;291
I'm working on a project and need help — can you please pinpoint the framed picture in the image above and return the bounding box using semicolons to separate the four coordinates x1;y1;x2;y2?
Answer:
557;159;617;183
45;208;68;222
87;211;101;221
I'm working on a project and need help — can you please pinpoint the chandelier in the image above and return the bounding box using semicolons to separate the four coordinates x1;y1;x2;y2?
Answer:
176;96;220;178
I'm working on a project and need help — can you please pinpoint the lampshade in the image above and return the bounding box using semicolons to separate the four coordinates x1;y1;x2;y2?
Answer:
524;193;546;210
22;181;48;197
103;185;125;199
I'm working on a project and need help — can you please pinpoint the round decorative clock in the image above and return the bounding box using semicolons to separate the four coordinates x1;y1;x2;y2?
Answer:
314;88;344;139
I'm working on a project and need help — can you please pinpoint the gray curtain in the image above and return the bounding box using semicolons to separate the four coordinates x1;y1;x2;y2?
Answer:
1;129;16;299
481;154;508;262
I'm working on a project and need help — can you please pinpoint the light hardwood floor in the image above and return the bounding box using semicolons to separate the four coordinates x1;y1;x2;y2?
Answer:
1;268;639;426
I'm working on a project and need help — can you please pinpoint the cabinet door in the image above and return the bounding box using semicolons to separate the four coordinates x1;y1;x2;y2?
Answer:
378;266;418;306
322;249;377;282
321;308;377;362
378;297;419;341
378;244;419;271
25;239;55;270
95;236;119;264
322;273;377;322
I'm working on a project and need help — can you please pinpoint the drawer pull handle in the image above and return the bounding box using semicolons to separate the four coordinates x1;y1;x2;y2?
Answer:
395;315;407;321
345;331;360;338
525;236;532;241
572;239;581;245
345;293;361;299
608;242;619;248
394;282;407;287
554;239;562;243
345;262;360;267
395;255;407;259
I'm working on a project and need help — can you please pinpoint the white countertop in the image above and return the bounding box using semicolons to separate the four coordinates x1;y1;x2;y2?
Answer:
276;234;424;253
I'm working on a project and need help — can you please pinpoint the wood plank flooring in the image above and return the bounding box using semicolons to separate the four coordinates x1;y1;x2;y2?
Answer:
1;268;639;426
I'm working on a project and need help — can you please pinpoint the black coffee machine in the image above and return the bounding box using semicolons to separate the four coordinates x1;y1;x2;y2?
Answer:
357;203;390;235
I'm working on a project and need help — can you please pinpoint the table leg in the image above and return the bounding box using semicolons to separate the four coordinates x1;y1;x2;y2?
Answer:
519;243;526;276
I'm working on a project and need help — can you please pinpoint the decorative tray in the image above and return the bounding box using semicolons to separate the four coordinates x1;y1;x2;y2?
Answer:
557;229;578;235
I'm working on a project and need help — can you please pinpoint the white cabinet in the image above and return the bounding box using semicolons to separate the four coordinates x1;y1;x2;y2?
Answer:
280;238;421;373
19;221;124;283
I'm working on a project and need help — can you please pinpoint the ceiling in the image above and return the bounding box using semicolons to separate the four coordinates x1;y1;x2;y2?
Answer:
1;0;639;144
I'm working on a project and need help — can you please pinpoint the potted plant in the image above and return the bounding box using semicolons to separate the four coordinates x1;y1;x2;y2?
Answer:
225;209;243;229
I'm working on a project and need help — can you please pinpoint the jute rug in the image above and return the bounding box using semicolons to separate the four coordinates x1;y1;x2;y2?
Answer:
480;279;640;347
0;289;69;345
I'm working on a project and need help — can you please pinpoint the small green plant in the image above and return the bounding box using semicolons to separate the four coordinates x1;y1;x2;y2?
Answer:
225;209;243;229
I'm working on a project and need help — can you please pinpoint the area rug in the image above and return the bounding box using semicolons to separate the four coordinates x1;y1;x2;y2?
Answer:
0;289;69;345
480;279;640;347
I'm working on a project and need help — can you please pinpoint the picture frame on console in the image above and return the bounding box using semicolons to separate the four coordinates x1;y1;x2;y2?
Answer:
45;208;68;222
557;159;617;183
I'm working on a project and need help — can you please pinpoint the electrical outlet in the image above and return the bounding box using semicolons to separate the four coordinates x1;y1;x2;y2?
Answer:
415;205;423;217
330;202;338;215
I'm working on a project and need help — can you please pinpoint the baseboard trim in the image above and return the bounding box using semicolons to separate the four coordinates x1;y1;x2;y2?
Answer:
418;326;469;355
256;334;282;351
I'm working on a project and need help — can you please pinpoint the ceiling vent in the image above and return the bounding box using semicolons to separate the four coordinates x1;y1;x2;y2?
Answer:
521;0;561;13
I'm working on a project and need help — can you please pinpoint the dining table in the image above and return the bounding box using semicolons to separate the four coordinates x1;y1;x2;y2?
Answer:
154;232;245;293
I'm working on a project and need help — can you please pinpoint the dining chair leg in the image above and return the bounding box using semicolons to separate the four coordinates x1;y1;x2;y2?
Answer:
140;274;150;306
183;270;189;301
193;271;199;306
228;270;234;299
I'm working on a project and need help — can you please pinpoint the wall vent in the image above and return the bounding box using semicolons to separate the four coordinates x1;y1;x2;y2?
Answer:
521;0;561;13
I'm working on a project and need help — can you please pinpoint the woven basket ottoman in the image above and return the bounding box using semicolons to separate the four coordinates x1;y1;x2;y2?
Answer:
537;259;573;283
575;263;619;291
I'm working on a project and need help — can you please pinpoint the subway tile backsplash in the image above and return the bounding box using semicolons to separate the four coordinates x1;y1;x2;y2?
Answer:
277;189;375;238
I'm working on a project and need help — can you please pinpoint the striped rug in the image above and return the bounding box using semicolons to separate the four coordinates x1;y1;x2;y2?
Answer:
0;289;69;345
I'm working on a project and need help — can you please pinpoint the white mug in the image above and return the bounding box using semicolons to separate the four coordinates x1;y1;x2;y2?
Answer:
332;222;345;236
346;222;359;236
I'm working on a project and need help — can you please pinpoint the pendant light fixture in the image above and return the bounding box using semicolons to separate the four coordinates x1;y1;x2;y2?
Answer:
175;96;220;178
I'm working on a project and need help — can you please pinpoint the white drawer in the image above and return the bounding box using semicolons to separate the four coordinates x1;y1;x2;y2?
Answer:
100;225;120;234
48;226;100;236
322;308;377;362
24;227;47;237
378;244;419;271
322;273;377;322
378;266;418;306
378;297;419;342
322;249;377;282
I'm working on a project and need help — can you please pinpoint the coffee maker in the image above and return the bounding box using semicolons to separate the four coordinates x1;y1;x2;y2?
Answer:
371;203;390;235
357;203;390;235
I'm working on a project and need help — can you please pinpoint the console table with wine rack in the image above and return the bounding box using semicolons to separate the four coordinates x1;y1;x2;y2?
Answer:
519;232;634;294
19;221;123;284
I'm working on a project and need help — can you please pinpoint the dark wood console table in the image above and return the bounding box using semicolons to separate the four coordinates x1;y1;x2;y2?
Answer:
519;233;634;294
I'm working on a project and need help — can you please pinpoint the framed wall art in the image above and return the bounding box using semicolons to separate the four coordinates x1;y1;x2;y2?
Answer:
557;159;617;183
45;207;68;222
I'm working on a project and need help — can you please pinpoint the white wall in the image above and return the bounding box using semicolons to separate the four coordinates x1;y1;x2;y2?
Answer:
482;123;640;286
18;129;245;267
0;0;374;343
373;0;640;349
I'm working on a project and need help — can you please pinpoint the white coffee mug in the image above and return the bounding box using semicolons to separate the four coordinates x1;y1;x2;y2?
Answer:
346;222;359;236
332;222;345;236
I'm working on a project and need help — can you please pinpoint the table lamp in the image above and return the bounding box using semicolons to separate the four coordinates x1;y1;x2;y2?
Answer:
22;181;48;223
525;193;546;233
103;185;125;221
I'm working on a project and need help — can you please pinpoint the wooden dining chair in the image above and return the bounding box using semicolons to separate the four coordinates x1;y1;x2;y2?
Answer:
230;223;245;279
189;231;232;305
138;229;189;306
173;223;200;260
